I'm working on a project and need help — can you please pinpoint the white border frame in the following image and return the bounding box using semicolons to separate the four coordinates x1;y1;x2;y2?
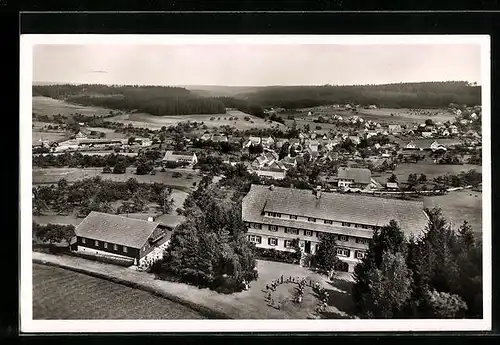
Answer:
20;34;491;333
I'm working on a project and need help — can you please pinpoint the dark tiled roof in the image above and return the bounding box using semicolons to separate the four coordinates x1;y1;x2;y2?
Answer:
337;167;371;184
242;185;428;238
75;211;159;249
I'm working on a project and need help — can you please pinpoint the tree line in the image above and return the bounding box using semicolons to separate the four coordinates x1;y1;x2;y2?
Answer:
240;81;481;109
353;209;481;319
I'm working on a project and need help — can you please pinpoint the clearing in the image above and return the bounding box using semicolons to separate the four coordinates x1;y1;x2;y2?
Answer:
32;96;117;118
424;190;482;234
33;263;206;319
106;110;284;130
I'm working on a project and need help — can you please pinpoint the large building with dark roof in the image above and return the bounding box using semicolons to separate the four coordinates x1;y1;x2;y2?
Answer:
74;211;172;266
242;184;429;272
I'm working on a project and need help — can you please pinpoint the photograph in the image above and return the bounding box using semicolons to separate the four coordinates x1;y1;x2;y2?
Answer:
20;35;491;333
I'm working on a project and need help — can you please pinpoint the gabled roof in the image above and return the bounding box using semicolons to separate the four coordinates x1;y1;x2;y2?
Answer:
337;167;371;184
242;184;428;238
163;151;196;160
75;211;159;249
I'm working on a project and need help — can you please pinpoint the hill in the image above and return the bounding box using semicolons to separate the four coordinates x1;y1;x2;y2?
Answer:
235;81;481;109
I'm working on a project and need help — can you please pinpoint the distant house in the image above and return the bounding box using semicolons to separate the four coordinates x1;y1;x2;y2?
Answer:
368;105;377;109
74;211;172;266
421;132;433;138
336;167;372;190
442;129;450;137
386;182;399;190
306;140;320;152
162;151;198;166
348;136;361;145
75;131;87;139
280;156;298;169
388;124;402;134
404;140;446;151
449;125;459;134
211;134;228;143
200;133;211;141
262;136;275;147
366;130;378;139
249;136;262;146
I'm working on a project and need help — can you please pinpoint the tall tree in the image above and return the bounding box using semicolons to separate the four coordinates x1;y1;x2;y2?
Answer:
314;233;340;275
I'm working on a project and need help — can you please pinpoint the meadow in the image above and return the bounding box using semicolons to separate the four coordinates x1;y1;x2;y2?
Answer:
32;96;117;118
32;263;206;319
423;189;482;234
32;167;201;192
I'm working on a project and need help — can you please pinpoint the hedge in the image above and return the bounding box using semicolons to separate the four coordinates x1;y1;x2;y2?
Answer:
254;247;299;264
69;251;134;267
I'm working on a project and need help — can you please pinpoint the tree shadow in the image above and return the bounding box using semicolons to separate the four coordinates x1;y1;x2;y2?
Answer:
320;280;356;316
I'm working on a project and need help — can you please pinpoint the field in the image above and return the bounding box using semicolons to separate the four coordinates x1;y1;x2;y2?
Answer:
32;263;206;319
373;163;482;185
32;167;201;192
424;190;483;234
106;109;284;130
32;131;70;146
33;96;117;118
297;106;455;125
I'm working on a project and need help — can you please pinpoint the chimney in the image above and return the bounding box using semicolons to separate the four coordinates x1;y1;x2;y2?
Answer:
269;184;274;191
147;216;154;222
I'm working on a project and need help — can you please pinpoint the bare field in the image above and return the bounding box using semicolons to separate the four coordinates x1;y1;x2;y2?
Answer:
424;190;482;234
33;96;117;117
107;110;284;130
32;263;206;319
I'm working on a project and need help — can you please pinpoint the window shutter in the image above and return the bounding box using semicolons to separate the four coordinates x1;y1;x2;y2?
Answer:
258;236;261;244
346;249;351;257
268;238;272;245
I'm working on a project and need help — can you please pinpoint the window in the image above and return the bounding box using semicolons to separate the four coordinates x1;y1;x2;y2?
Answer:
324;219;333;224
268;238;278;246
338;235;348;242
285;228;299;235
94;240;99;247
356;238;368;244
304;230;313;237
284;240;293;248
104;242;108;249
113;244;118;251
269;225;278;232
289;215;297;220
81;238;86;244
249;235;262;244
253;223;262;229
308;217;316;222
268;212;281;218
342;222;351;227
123;246;128;253
337;248;350;257
355;251;366;259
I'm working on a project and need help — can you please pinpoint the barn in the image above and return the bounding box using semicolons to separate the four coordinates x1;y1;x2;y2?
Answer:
74;211;172;266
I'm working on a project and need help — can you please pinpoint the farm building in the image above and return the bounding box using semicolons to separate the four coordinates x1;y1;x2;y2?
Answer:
386;182;399;190
388;124;402;134
404;140;447;151
162;151;198;166
242;184;428;272
335;167;372;190
73;212;172;266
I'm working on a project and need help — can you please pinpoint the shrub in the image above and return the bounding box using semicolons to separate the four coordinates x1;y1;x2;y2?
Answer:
254;247;299;264
172;172;182;178
70;250;134;267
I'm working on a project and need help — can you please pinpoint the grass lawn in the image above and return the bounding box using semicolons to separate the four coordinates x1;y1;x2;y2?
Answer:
33;263;206;319
424;190;482;234
32;131;70;146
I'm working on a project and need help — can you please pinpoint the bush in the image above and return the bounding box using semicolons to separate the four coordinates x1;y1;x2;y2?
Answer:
254;247;299;264
70;250;134;267
172;172;182;178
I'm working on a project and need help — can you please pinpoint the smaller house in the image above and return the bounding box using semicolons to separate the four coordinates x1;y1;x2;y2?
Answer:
386;182;399;190
211;134;228;143
421;132;433;138
200;133;211;141
162;151;198;166
388;124;402;134
336;167;372;190
348;136;361;145
262;136;275;147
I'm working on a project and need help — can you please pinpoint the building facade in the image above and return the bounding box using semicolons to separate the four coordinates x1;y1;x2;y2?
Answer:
242;184;428;272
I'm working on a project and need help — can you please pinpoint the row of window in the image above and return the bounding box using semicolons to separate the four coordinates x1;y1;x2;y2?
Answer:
81;238;128;253
248;235;366;259
265;212;378;230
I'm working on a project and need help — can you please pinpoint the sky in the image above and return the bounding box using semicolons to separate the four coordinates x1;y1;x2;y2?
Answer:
32;44;482;86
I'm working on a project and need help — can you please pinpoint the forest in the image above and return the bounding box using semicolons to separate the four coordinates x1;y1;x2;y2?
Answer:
239;81;481;109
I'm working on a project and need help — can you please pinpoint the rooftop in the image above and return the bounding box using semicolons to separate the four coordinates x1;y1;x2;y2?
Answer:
242;184;428;238
75;211;160;249
337;167;371;184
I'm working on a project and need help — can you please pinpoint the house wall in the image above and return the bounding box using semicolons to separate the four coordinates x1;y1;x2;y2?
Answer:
76;236;139;261
245;220;370;272
256;170;286;180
